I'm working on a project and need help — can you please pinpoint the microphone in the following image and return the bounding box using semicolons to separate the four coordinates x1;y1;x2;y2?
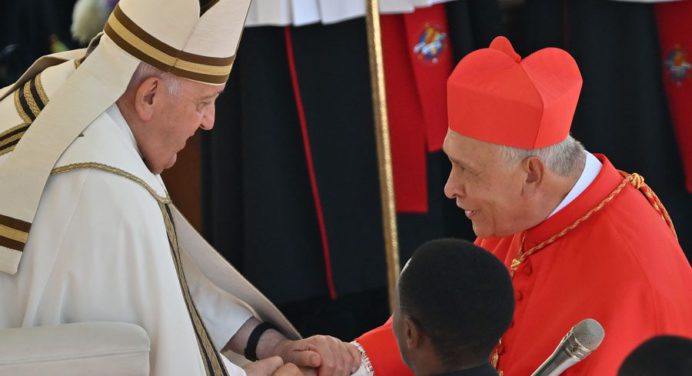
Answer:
531;318;605;376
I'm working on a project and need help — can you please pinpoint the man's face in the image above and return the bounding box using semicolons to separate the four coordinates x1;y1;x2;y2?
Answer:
443;130;530;238
139;78;223;174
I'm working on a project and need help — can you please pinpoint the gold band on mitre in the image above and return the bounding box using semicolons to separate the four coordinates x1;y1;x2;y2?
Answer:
104;4;234;84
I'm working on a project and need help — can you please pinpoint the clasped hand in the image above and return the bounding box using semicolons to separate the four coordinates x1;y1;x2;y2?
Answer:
244;335;360;376
271;335;361;376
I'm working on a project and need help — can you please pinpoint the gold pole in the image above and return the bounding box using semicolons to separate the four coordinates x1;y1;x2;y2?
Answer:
365;0;400;313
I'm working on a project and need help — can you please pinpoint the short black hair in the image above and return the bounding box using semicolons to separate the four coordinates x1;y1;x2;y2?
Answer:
398;238;514;368
618;335;692;376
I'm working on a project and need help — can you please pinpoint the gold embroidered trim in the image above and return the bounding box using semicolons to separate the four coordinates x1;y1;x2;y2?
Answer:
49;164;221;371
0;124;29;143
159;203;228;376
2;73;49;157
0;224;29;243
493;171;676;371
22;81;41;118
108;15;233;76
510;174;625;272
51;163;171;204
0;124;29;157
103;4;233;84
0;213;31;251
34;74;49;106
0;146;13;158
509;172;675;273
0;126;29;157
14;89;31;124
8;73;49;151
624;172;677;238
0;132;24;149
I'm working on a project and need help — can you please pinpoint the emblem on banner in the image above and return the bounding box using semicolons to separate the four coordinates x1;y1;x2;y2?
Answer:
665;45;691;85
413;23;447;64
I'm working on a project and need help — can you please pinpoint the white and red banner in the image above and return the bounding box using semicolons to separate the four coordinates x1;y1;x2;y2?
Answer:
656;0;692;192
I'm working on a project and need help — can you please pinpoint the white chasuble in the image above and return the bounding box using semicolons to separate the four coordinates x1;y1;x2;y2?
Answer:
0;68;299;374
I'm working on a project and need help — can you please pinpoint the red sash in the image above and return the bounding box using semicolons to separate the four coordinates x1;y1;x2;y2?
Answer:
381;4;453;213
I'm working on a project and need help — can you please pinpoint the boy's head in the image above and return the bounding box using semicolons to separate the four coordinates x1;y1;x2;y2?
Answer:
618;335;692;376
392;238;514;375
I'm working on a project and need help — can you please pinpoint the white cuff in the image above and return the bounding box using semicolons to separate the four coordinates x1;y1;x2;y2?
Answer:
351;341;376;376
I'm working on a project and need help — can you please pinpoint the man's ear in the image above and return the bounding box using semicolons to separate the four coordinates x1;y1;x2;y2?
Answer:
404;316;424;350
133;76;161;122
522;156;545;193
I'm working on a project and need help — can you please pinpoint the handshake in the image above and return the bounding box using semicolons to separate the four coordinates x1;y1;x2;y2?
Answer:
237;332;362;376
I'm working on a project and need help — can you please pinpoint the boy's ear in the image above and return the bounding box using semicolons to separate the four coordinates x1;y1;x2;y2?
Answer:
404;316;424;350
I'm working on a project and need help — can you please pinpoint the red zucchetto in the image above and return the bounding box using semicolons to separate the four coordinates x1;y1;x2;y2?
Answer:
447;36;583;149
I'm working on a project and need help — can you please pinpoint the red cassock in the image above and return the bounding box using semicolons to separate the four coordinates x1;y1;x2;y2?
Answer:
356;154;692;376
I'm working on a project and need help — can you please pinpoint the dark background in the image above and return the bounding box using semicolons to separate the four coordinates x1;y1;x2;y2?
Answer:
2;0;690;342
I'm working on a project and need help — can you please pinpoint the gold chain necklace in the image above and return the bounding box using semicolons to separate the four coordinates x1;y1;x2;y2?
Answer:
509;172;675;275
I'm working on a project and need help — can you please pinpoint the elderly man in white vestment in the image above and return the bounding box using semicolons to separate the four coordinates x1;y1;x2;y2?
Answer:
0;0;361;375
